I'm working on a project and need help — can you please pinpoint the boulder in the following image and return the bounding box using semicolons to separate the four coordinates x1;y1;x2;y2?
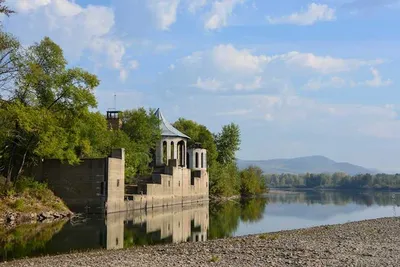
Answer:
6;213;16;223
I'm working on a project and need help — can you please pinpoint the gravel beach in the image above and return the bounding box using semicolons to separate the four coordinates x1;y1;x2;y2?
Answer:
2;217;400;267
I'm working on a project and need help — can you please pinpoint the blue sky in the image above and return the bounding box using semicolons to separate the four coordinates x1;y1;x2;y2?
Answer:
3;0;400;171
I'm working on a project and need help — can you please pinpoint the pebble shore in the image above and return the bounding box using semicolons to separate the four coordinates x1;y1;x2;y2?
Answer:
2;217;400;267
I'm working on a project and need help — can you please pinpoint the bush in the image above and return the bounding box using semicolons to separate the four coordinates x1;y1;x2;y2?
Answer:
13;199;25;212
209;162;240;197
240;166;268;196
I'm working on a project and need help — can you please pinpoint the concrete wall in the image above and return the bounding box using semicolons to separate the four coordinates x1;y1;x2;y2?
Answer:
124;163;209;211
39;158;107;213
106;149;125;213
35;149;125;214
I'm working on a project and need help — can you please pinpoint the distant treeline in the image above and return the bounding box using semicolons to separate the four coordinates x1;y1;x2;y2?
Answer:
265;173;400;190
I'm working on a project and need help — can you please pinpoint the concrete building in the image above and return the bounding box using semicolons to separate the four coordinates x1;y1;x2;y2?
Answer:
33;108;209;214
125;108;209;210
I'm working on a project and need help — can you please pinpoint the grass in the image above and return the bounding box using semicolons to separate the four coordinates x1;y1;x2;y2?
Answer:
210;255;220;263
259;233;280;241
0;176;69;215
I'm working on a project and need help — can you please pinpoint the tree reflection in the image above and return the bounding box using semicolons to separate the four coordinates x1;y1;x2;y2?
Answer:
0;220;67;261
208;197;268;239
267;190;400;207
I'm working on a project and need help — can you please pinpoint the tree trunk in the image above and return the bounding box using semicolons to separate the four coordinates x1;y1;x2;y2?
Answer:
16;148;28;180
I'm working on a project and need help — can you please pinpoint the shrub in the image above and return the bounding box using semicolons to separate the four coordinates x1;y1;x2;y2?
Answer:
210;255;220;263
13;199;25;212
259;233;279;241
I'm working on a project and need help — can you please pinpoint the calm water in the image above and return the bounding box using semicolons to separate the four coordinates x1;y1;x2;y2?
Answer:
1;190;400;261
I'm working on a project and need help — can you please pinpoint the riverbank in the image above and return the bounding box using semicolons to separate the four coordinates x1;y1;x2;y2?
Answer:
0;178;72;226
2;217;399;266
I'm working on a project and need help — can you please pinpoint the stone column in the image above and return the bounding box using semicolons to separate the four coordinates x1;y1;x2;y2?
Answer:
166;140;171;164
156;140;163;166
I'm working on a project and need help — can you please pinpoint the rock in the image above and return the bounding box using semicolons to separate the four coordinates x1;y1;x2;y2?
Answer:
6;213;16;223
53;212;61;218
38;211;53;220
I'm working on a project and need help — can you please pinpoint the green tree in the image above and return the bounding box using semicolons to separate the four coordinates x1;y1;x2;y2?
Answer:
0;1;19;92
118;108;161;182
209;162;240;197
214;123;241;165
173;118;218;167
0;37;100;183
240;166;267;196
0;0;13;17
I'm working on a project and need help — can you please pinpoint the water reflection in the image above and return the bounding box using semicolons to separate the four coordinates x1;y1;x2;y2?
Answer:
209;198;267;239
1;190;400;262
0;203;210;261
267;190;400;207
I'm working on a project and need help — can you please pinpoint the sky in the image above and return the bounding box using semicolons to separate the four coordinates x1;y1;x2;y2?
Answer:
2;0;400;172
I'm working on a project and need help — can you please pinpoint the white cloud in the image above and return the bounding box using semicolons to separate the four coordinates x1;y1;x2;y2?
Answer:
205;0;244;30
303;68;393;90
129;60;140;70
170;44;386;94
147;0;180;30
169;64;176;70
14;0;51;12
187;0;208;13
234;76;262;90
364;67;393;87
303;76;346;90
7;0;132;81
212;44;269;73
267;3;336;26
192;77;223;91
283;51;382;73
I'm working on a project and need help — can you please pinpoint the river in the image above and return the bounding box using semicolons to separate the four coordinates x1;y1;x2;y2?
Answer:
1;190;399;262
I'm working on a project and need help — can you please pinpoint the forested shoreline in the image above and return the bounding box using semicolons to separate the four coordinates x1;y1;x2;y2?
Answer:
265;173;400;190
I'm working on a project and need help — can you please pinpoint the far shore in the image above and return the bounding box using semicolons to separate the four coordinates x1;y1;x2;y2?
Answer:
269;187;400;192
2;217;399;267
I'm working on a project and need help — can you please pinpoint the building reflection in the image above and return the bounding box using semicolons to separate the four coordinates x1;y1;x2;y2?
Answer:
105;202;209;249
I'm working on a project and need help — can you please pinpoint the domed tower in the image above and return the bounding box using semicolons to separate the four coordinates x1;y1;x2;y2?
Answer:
187;143;207;171
154;108;190;167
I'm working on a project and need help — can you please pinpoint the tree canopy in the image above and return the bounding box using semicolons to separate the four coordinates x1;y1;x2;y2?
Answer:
173;118;217;167
1;37;99;183
214;123;241;165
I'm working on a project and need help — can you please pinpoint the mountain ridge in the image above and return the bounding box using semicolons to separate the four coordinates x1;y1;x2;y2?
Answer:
237;155;378;175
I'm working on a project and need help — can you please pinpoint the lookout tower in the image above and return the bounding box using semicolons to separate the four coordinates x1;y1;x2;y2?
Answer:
187;143;207;171
107;110;122;130
154;108;190;167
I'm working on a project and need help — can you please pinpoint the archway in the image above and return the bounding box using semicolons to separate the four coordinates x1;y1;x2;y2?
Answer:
170;141;174;160
162;141;167;165
178;140;185;166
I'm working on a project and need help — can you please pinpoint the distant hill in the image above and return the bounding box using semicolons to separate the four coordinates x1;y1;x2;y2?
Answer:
237;156;378;175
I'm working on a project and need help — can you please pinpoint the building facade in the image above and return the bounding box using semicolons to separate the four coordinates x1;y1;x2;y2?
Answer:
125;109;209;210
34;108;209;214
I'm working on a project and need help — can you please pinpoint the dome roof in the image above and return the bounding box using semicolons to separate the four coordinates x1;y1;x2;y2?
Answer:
154;108;190;139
